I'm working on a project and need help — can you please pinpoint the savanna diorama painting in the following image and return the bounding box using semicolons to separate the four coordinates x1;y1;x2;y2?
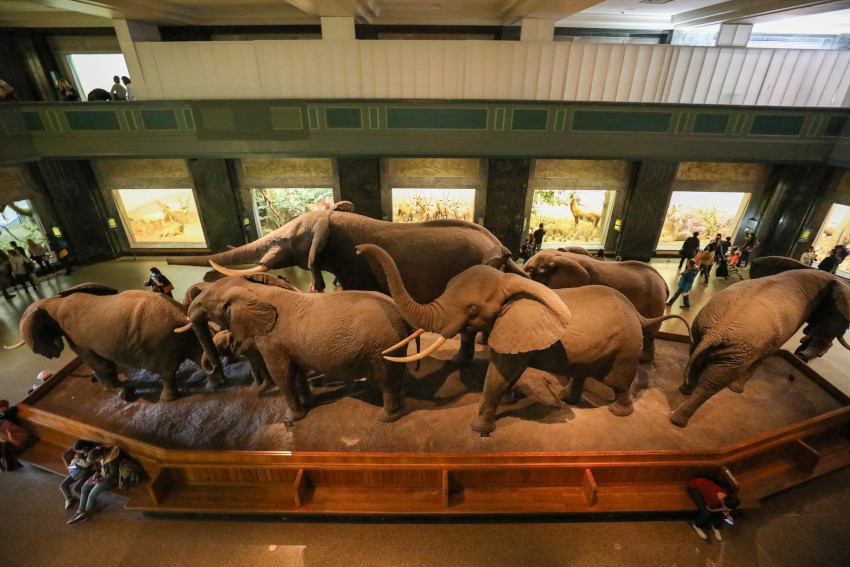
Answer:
115;189;206;248
529;190;613;247
814;204;850;273
657;191;750;249
392;188;476;223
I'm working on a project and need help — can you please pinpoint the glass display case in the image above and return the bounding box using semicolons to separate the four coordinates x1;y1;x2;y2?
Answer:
392;188;476;223
0;200;48;250
814;203;850;274
113;188;207;248
657;191;751;250
529;189;615;248
252;188;334;236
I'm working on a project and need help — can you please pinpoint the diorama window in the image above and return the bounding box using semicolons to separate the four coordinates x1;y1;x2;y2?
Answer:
814;203;850;276
529;189;615;249
657;191;751;251
392;188;475;223
0;200;48;250
252;188;334;236
113;189;206;248
67;53;130;97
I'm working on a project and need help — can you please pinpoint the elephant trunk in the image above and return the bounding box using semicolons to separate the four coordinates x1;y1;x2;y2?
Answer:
166;235;282;268
187;306;223;374
356;244;444;333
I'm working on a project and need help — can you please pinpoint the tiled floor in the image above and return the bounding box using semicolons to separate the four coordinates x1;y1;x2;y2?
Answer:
1;257;849;567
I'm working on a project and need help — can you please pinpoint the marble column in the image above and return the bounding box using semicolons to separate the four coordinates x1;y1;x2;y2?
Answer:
186;159;245;252
484;159;532;255
617;161;678;262
338;158;381;219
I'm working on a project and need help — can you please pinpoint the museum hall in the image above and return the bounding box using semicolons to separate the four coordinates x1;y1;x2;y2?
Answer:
1;0;850;565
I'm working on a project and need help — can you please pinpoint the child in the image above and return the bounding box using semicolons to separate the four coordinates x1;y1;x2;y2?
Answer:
666;259;698;310
59;440;99;509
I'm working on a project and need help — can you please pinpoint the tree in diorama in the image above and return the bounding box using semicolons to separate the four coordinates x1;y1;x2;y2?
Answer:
0;201;46;249
254;188;333;236
693;205;723;237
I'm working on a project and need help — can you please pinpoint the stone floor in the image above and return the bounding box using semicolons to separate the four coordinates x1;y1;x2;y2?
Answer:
1;256;850;567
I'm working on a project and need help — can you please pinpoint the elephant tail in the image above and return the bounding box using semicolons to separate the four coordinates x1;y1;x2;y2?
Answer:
683;340;713;387
639;313;693;344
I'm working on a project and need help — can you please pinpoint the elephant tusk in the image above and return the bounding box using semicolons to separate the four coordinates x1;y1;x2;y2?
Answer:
839;335;850;351
174;322;193;333
4;340;25;350
208;322;221;333
209;260;270;277
384;335;446;363
382;329;425;355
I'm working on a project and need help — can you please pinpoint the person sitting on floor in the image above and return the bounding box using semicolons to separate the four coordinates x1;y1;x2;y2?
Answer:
687;476;740;541
59;440;100;510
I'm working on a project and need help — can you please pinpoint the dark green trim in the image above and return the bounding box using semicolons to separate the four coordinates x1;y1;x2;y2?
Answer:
511;109;548;131
494;108;505;131
308;107;320;129
386;107;488;130
140;109;179;130
325;107;363;129
270;107;303;130
47;110;62;133
554;109;567;132
65;110;121;131
750;114;805;136
825;116;845;137
369;107;379;129
183;108;196;130
572;110;671;133
21;111;45;132
693;113;729;135
124;110;137;131
676;113;688;134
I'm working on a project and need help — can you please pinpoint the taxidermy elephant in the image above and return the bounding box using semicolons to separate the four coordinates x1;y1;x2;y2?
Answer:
523;249;669;362
206;329;272;390
670;267;850;428
358;244;689;434
183;273;415;423
165;200;526;301
5;283;223;401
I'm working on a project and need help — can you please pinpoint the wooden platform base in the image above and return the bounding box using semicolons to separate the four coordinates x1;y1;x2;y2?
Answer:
17;341;850;517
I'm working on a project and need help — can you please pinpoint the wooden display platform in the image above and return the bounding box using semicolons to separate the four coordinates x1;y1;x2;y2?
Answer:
16;334;850;516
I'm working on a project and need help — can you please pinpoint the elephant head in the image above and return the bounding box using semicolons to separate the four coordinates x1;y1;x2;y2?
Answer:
357;244;571;359
165;200;355;277
523;252;596;288
6;283;119;358
184;274;297;373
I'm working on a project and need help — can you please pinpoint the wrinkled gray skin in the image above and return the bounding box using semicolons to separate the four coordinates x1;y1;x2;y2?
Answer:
359;244;690;434
14;283;223;401
167;201;525;300
523;249;669;362
187;273;413;423
670;265;850;428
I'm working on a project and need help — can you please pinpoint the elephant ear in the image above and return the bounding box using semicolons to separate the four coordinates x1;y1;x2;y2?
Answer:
831;280;850;323
750;256;811;279
57;283;118;297
224;288;278;339
550;256;594;285
482;245;512;270
331;201;355;213
307;215;329;271
488;275;572;354
243;273;300;292
21;304;65;357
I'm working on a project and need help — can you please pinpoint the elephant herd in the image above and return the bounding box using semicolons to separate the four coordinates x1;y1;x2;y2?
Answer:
7;201;850;436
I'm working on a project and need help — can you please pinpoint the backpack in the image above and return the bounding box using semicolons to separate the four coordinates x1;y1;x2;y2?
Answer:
118;457;146;490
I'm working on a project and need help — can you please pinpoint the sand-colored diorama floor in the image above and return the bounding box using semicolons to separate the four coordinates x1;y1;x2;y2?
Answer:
31;334;844;454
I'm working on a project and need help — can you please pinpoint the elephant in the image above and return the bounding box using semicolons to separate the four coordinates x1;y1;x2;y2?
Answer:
357;244;690;434
669;267;850;428
183;273;415;423
523;249;669;362
207;329;272;390
5;283;223;401
165;200;526;300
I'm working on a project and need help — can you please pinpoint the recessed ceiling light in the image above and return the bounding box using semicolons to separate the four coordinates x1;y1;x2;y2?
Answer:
639;0;674;4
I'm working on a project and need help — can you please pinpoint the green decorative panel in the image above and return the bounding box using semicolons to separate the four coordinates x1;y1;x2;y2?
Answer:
750;115;805;136
124;110;137;131
21;111;45;132
47;111;61;132
676;113;688;134
308;107;320;129
386;108;488;130
198;107;234;130
554;109;567;132
140;109;179;130
65;110;121;131
733;114;747;135
369;107;379;129
183;108;196;130
824;116;846;137
693;113;730;134
270;107;303;130
572;110;671;133
511;109;548;131
325;108;363;129
494;108;505;130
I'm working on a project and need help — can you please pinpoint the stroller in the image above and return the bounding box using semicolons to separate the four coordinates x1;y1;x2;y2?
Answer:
727;251;744;280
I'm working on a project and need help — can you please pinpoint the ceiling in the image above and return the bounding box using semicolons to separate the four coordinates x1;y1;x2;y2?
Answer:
1;0;850;33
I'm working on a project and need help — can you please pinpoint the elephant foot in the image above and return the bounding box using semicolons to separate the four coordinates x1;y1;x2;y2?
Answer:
639;350;654;364
284;407;307;424
679;383;695;396
728;381;746;394
205;379;221;392
451;351;474;368
668;411;690;428
608;400;634;417
377;408;403;423
471;413;496;435
160;387;178;402
558;386;582;405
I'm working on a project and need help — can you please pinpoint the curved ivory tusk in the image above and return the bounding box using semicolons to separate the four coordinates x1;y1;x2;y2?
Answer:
384;335;446;363
174;322;193;333
208;322;221;333
382;328;425;355
839;335;850;351
4;339;25;350
209;260;269;276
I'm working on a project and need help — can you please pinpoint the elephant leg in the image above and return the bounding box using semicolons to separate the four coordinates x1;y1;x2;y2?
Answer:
159;368;179;402
374;361;405;423
75;349;121;390
471;352;528;435
559;376;587;405
640;332;656;363
728;367;756;393
451;330;477;366
670;366;740;428
293;367;315;408
268;359;306;423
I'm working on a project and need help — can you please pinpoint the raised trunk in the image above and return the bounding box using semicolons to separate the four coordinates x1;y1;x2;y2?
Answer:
358;244;442;332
